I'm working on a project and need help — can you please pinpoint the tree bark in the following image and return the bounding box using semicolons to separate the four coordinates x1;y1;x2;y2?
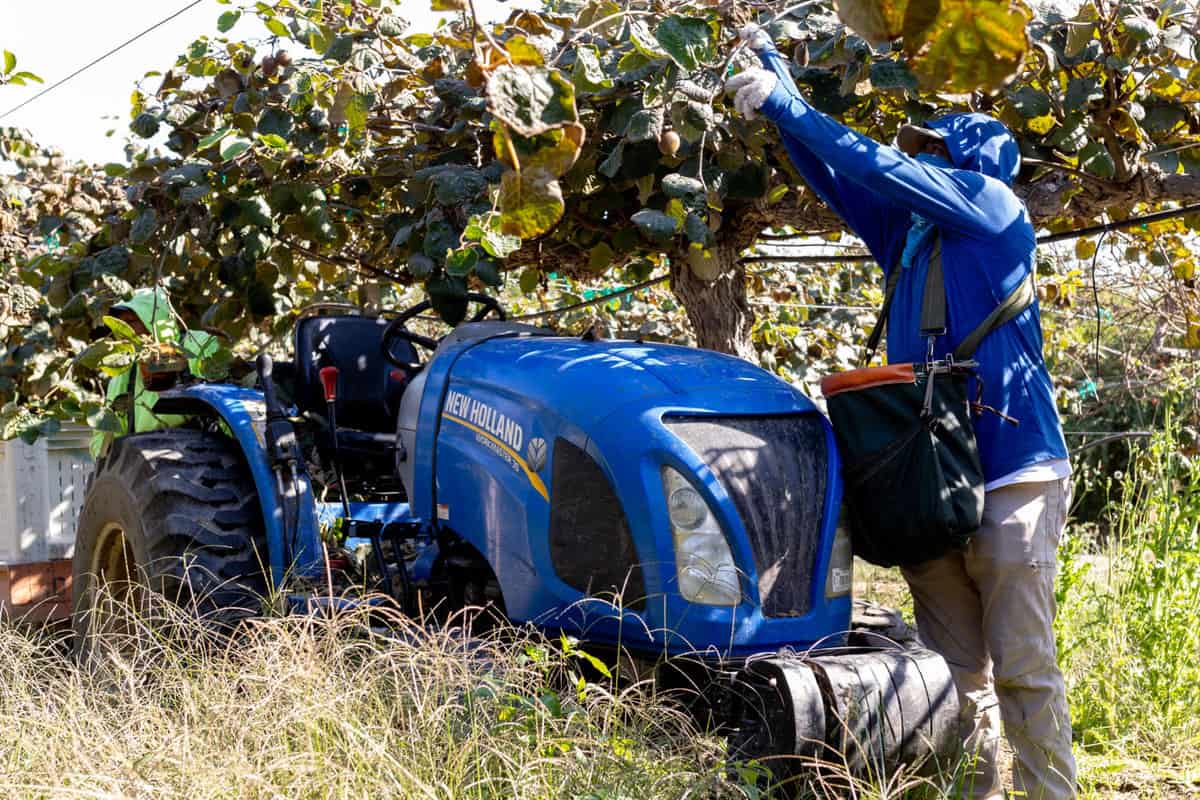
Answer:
670;243;757;360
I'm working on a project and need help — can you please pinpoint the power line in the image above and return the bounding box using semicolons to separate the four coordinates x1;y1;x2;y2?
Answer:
508;275;669;321
511;202;1200;322
0;0;206;122
741;202;1200;266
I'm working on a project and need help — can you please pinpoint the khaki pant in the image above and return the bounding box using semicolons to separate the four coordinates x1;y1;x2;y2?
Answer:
901;479;1076;800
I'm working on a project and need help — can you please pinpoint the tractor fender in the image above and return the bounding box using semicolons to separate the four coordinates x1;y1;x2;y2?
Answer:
154;384;325;585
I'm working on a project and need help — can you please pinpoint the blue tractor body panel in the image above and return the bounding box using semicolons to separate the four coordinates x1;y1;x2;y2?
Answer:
161;329;849;658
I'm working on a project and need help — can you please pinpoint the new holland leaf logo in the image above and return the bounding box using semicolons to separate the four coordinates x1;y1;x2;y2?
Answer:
526;437;548;472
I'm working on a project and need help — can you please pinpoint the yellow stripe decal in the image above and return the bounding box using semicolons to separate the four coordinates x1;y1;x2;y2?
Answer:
441;412;549;501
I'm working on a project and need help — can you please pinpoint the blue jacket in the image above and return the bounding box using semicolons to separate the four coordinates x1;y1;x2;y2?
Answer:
755;44;1068;484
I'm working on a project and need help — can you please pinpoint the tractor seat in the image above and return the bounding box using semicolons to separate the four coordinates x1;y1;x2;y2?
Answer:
294;314;419;437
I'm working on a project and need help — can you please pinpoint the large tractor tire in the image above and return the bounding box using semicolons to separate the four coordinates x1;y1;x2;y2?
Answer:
72;429;268;657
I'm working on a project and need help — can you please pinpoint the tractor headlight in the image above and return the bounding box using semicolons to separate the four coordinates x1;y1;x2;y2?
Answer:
661;467;741;606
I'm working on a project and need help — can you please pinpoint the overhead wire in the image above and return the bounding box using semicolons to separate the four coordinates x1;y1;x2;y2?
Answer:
0;0;206;121
517;202;1200;322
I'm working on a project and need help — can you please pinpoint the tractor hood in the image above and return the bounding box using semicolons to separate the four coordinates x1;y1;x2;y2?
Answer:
446;335;814;428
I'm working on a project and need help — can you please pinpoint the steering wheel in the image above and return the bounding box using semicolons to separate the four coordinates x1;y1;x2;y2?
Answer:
382;293;507;369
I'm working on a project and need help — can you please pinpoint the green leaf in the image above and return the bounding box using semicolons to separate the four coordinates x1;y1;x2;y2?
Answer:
130;208;159;245
487;65;578;137
1079;141;1116;178
446;248;478;277
1008;87;1051;119
684;212;711;245
869;60;919;91
519;268;540;294
498;167;565;238
588;242;614;273
1121;15;1158;44
258;133;288;149
218;10;242;32
429;275;469;325
475;257;502;286
257;107;293;138
102;315;140;342
76;340;116;371
266;17;291;38
198;127;232;149
653;15;716;71
630;209;680;241
1064;78;1102;111
628;20;666;59
87;407;124;434
1162;25;1196;61
3;50;14;76
220;135;253;160
481;229;522;259
423;220;459;264
598;141;624;178
572;45;612;93
625;107;664;143
662;173;704;199
408;253;435;279
427;165;488;205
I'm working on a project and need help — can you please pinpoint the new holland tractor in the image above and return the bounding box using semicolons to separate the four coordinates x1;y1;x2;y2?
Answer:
72;294;960;780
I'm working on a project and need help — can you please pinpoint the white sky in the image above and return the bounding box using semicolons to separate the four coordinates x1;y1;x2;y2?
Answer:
0;0;527;164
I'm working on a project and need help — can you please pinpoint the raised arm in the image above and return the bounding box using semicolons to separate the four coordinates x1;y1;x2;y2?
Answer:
756;46;907;261
752;45;1025;239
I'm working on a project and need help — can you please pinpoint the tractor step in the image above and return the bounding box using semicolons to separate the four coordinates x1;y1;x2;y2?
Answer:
729;645;960;784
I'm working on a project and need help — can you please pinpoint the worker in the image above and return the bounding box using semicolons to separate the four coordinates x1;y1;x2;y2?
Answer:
90;287;217;458
726;27;1075;800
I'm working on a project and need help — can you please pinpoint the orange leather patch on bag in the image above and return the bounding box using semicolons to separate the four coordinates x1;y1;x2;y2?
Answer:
820;363;916;398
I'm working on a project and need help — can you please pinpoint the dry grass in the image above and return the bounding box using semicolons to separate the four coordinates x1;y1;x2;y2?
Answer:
0;598;739;800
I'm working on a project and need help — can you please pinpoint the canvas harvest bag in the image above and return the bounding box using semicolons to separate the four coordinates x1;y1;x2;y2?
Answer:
820;238;1036;567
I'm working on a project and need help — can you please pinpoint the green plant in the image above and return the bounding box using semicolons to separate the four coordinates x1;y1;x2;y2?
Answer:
1058;422;1200;764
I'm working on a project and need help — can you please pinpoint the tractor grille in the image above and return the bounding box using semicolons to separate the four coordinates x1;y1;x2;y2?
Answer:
666;415;829;618
548;438;645;611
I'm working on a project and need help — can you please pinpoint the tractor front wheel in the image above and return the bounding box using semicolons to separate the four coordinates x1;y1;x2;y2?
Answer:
72;429;268;657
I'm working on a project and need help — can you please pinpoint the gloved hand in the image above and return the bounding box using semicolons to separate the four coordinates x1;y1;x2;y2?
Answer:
726;68;778;119
738;23;773;52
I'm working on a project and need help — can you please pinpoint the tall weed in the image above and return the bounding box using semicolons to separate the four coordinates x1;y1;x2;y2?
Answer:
1058;425;1200;762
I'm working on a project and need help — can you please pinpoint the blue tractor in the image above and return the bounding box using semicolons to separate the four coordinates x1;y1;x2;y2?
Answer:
72;295;959;778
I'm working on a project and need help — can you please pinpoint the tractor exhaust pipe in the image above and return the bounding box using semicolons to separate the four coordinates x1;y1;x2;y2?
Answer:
729;646;961;785
257;354;302;568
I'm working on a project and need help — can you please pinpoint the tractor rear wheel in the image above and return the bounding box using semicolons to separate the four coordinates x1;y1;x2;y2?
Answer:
72;429;268;657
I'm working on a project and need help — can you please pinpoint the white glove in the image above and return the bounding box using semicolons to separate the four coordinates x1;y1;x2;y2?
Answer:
726;68;777;119
738;23;773;52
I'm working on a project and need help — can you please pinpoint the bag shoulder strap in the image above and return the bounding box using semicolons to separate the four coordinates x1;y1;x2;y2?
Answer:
863;234;1036;365
863;235;946;366
952;271;1037;361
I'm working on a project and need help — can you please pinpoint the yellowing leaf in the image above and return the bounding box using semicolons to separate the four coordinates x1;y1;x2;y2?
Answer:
1027;114;1056;135
1075;238;1097;260
904;0;1033;93
498;168;565;238
493;123;585;177
835;0;938;46
504;35;545;66
1065;4;1099;58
